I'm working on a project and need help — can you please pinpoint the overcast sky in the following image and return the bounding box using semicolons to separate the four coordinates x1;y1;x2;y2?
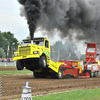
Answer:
0;0;36;41
0;0;85;54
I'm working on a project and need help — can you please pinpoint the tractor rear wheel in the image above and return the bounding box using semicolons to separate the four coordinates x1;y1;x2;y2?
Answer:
55;68;63;79
16;60;24;70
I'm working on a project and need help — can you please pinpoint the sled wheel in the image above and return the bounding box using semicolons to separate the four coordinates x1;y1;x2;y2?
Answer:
94;71;98;77
90;72;94;77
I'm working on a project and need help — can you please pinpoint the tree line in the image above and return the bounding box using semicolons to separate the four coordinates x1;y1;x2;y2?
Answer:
0;31;85;61
51;41;85;61
0;31;19;58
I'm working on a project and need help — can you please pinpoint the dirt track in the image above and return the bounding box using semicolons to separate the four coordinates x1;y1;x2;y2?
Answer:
1;67;100;100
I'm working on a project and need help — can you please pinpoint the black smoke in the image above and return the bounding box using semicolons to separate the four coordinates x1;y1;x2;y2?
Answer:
18;0;100;42
18;0;41;40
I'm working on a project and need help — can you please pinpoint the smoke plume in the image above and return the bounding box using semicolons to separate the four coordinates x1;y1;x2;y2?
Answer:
18;0;100;42
18;0;41;40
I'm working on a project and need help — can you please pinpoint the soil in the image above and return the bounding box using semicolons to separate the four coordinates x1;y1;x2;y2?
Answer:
0;67;17;71
1;67;100;100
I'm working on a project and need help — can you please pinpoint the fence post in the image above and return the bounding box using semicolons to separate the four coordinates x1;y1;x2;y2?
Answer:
5;61;7;67
0;77;2;100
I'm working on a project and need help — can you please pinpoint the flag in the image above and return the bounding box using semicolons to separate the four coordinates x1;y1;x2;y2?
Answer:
7;45;9;52
7;45;9;57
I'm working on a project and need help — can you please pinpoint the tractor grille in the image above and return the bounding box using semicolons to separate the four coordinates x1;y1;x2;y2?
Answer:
19;46;31;55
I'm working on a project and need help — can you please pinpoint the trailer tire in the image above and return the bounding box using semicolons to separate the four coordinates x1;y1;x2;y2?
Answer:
55;68;63;79
94;71;98;77
39;56;47;68
16;60;24;70
90;72;94;77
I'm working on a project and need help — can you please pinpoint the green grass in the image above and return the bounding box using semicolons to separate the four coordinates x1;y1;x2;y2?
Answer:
15;88;100;100
0;65;15;67
0;70;33;75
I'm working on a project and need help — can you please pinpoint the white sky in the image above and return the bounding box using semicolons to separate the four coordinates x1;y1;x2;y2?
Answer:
0;0;85;54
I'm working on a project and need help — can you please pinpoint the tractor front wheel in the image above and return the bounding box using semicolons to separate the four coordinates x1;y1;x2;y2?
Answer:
39;56;47;68
16;60;24;70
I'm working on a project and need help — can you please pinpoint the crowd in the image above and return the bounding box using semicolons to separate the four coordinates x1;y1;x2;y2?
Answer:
0;57;13;62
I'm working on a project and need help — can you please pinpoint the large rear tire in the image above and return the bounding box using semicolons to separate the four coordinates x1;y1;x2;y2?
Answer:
55;68;63;79
16;60;24;70
39;56;47;68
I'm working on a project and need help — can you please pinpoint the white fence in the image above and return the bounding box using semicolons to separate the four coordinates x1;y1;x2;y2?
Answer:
0;62;16;66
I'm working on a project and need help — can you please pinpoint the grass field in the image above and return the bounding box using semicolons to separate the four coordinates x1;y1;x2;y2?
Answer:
15;88;100;100
0;70;33;75
0;65;15;67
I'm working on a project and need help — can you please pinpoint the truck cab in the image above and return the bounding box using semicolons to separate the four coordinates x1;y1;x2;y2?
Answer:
13;37;64;79
84;42;100;77
13;37;50;71
85;42;98;63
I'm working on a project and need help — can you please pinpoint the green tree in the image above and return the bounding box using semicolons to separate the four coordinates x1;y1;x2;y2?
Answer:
51;41;80;61
0;31;19;58
0;48;6;58
27;36;30;39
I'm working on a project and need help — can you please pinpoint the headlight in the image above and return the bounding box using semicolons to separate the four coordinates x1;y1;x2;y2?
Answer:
14;54;18;56
33;51;40;54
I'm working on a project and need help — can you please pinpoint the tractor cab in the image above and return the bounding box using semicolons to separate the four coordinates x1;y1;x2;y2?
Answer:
85;42;99;63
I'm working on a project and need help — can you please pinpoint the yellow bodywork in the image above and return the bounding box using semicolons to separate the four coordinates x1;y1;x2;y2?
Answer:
77;66;83;74
13;38;63;73
13;38;50;61
34;60;64;73
72;61;83;74
13;44;42;61
97;61;100;66
47;59;64;73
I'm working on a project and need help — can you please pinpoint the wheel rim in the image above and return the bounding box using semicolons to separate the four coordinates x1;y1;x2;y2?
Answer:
95;72;98;76
43;59;46;67
59;70;62;77
91;72;94;77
